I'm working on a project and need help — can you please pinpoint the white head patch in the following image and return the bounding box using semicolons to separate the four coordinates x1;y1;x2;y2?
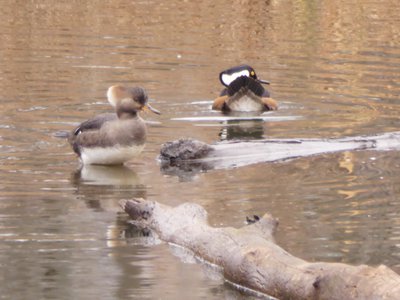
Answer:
221;70;250;86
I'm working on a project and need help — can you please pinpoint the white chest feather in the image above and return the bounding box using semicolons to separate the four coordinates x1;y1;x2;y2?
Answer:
80;144;145;165
227;95;264;112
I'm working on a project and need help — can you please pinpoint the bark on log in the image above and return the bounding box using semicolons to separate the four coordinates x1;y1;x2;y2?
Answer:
120;198;400;300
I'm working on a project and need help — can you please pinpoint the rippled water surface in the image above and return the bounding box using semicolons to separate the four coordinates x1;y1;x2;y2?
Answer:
1;1;400;299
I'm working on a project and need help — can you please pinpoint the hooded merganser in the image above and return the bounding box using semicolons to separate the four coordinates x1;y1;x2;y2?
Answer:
212;65;278;112
69;85;160;165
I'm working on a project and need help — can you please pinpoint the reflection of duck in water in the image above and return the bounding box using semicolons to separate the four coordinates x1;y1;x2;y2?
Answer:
72;164;141;186
71;164;147;211
69;85;160;165
219;119;265;141
212;65;278;112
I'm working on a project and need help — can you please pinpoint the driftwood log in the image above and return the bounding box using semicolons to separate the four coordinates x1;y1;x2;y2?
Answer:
158;132;400;173
121;198;400;300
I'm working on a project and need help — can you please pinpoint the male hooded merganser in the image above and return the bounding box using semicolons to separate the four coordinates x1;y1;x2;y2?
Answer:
68;85;160;165
212;65;278;112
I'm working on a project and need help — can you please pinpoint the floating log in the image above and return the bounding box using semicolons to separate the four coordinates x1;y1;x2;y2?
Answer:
120;198;400;300
159;132;400;172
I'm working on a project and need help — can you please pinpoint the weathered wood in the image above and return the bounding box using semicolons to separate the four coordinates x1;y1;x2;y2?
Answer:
159;132;400;171
121;198;400;300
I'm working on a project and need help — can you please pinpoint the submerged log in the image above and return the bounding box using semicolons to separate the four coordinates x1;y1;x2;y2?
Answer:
159;132;400;172
120;198;400;300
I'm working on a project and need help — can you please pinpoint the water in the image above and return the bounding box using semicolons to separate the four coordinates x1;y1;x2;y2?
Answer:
1;0;400;299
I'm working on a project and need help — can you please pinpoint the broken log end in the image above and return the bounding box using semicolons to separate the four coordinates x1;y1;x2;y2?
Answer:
119;198;155;221
159;138;214;163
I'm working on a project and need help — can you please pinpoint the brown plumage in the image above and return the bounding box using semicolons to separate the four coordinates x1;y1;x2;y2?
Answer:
69;85;160;165
212;94;278;112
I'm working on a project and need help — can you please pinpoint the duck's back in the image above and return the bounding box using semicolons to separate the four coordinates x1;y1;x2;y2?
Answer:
225;76;266;112
70;114;147;165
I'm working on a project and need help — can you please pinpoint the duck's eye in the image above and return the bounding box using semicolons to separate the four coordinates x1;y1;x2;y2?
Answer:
250;70;255;77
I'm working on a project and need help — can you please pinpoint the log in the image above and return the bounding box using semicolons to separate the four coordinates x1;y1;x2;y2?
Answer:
158;132;400;172
120;198;400;300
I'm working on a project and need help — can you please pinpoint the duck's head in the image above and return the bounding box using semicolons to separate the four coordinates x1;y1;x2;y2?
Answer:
106;85;160;117
219;65;270;87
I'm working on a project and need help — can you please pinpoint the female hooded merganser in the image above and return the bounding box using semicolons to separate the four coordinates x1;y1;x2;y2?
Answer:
69;85;160;165
212;65;278;112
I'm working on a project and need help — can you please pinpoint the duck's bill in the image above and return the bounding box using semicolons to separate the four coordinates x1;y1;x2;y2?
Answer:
258;79;270;85
145;103;161;115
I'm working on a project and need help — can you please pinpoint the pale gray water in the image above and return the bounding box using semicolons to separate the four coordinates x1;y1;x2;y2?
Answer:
1;1;400;299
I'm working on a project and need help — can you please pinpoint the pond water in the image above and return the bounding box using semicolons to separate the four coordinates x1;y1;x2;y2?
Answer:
1;1;400;299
